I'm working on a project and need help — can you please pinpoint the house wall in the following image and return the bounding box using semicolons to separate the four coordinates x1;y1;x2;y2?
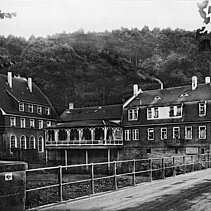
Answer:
123;101;211;158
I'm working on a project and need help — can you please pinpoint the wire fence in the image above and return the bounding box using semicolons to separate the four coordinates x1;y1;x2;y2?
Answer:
26;153;211;210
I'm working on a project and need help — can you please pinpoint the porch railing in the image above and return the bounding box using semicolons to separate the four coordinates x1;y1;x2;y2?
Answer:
45;139;123;146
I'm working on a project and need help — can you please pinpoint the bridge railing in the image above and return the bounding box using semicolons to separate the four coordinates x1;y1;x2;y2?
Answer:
25;153;210;210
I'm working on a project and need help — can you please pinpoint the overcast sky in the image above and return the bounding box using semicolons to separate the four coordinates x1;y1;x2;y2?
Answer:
0;0;208;39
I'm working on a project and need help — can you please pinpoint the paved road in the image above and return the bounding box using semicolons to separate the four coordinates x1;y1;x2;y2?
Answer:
37;169;211;211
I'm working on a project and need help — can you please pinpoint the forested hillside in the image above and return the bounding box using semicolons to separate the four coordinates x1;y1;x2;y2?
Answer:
0;27;211;114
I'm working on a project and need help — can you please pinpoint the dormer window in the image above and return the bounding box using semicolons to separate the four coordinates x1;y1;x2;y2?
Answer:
28;104;33;113
147;108;152;119
19;103;24;112
154;96;161;100
176;105;182;116
180;93;189;97
45;107;50;115
199;103;206;116
154;107;159;118
128;108;138;121
37;106;42;114
169;106;174;117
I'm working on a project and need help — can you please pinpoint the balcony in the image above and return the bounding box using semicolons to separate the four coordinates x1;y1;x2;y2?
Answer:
46;126;123;149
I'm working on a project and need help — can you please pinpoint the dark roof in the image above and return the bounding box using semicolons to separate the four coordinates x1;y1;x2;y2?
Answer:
60;104;122;122
49;120;120;128
0;73;58;118
128;83;211;107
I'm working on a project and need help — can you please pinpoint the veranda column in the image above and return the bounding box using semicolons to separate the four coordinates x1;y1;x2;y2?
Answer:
55;130;59;142
112;128;116;143
104;127;107;144
91;128;95;145
66;129;70;142
78;129;83;144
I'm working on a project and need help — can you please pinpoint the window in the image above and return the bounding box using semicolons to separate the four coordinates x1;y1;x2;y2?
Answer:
38;120;43;129
147;108;152;119
199;126;206;139
146;148;151;153
29;136;35;149
30;119;35;128
37;106;42;114
10;117;16;127
173;127;180;139
148;128;154;140
169;106;174;117
125;130;131;141
20;136;26;149
161;128;167;140
46;121;51;127
132;129;139;140
154;96;161;100
38;136;44;152
28;104;33;113
10;135;17;149
154;107;159;118
20;118;26;128
176;105;182;116
185;126;192;139
19;103;24;111
45;107;50;115
199;103;206;116
128;109;138;121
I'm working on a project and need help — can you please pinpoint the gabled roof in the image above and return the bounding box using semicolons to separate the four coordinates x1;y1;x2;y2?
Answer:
0;73;58;118
126;83;211;107
60;104;122;122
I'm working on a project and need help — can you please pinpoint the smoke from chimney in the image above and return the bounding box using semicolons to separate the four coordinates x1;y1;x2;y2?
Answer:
136;70;163;89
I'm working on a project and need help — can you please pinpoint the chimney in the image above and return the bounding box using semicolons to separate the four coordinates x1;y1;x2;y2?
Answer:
133;84;139;96
28;78;32;92
8;72;12;88
205;77;210;84
69;102;74;109
192;76;197;90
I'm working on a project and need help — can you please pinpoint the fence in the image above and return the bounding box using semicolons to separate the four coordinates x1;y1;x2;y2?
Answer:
26;153;210;210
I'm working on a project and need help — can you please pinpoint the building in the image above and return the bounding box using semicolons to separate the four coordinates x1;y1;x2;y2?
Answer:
122;76;211;158
45;104;123;165
0;72;58;163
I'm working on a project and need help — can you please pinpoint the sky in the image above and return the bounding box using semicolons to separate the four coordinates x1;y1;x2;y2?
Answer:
0;0;209;39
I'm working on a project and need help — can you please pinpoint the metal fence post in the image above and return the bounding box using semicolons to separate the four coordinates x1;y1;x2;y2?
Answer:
58;165;63;202
162;158;165;179
198;154;201;171
114;161;118;190
90;163;95;194
191;155;194;172
133;159;136;186
149;159;152;182
173;157;176;176
183;156;186;174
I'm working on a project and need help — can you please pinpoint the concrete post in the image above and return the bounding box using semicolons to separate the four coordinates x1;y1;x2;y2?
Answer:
0;161;28;211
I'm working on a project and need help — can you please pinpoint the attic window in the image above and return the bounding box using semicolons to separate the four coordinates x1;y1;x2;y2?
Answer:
180;93;189;97
154;96;161;100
